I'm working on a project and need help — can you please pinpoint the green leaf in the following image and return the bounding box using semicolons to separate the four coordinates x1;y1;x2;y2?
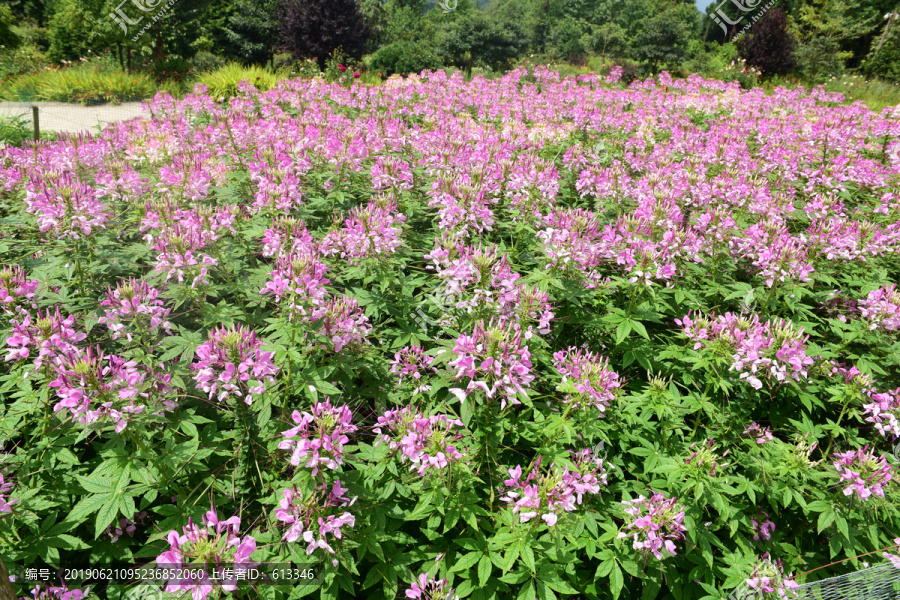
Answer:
817;508;835;534
77;475;111;494
517;582;536;600
452;552;481;573
478;555;492;587
611;562;624;600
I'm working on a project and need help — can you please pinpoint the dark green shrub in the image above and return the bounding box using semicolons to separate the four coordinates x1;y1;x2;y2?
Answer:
369;41;443;77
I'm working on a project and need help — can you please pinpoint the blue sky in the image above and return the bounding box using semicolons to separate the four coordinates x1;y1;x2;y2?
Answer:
696;0;715;11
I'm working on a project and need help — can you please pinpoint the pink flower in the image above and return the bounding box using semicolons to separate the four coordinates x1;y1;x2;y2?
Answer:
448;318;534;409
500;449;608;526
832;445;894;501
278;401;357;475
156;504;256;600
0;473;18;514
320;198;406;264
389;346;436;394
275;481;356;555
97;278;173;342
616;491;686;560
405;573;458;600
553;347;621;414
374;408;465;476
191;325;279;405
745;553;799;599
27;583;87;600
743;422;774;444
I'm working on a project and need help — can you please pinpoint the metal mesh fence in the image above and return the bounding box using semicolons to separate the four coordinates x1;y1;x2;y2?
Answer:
792;562;900;600
0;101;145;138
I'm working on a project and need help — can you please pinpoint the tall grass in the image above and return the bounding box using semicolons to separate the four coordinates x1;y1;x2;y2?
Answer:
1;65;156;105
196;63;284;99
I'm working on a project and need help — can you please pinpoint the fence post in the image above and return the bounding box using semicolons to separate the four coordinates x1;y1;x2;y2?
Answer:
0;555;16;600
32;105;40;142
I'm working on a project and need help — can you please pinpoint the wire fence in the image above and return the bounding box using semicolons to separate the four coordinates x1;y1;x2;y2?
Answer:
0;101;146;140
792;561;900;599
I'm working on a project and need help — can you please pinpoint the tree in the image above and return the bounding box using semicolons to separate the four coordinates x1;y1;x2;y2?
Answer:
736;8;796;75
0;4;22;50
630;8;692;73
225;0;280;65
278;0;370;70
436;12;525;75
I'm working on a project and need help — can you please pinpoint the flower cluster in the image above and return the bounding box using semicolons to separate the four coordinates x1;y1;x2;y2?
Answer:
26;584;87;600
832;445;894;501
191;325;279;405
676;311;814;389
0;472;18;514
743;422;775;445
104;510;150;543
500;449;608;526
49;346;175;432
373;408;465;476
448;318;534;409
306;296;373;353
24;172;109;239
320;198;407;264
97;278;173;342
156;505;256;600
684;438;729;475
278;401;357;475
4;308;86;373
0;265;39;315
275;480;356;562
617;491;687;560
863;387;900;438
745;554;800;599
751;511;776;542
405;573;459;600
389;346;435;394
553;346;621;414
859;283;900;331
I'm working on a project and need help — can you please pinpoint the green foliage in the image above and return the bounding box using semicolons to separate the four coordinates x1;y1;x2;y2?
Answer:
436;12;526;74
196;62;282;99
861;14;900;82
630;8;693;74
0;63;156;104
368;40;443;76
46;0;95;62
224;0;280;65
0;113;56;146
0;4;22;50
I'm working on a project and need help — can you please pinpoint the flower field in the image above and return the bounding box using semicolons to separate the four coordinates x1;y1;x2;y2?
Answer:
2;67;900;600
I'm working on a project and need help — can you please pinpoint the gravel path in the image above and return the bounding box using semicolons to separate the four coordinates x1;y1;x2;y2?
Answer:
0;101;146;135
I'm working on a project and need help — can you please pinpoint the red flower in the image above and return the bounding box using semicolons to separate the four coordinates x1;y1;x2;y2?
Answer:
353;71;360;78
339;64;347;72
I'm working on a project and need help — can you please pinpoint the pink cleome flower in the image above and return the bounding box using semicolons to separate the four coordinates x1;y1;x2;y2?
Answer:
192;324;279;405
278;401;357;475
156;504;256;600
617;491;687;560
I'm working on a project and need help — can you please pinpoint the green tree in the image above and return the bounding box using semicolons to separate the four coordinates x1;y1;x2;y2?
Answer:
47;0;97;61
630;7;693;73
436;11;525;75
224;0;279;65
0;4;22;50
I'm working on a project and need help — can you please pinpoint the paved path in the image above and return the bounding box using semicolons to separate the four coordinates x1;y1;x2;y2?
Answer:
0;101;146;135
